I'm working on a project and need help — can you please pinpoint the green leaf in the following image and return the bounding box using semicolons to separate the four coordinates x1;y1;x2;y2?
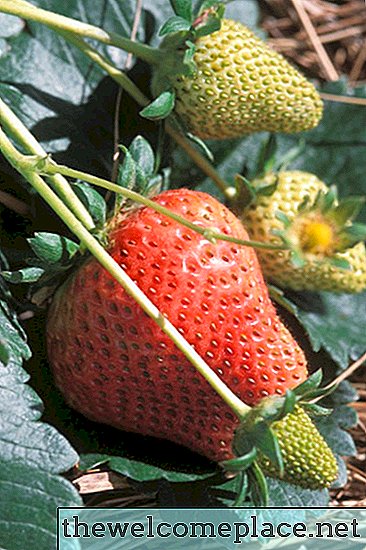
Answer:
267;478;329;506
0;459;82;550
170;0;193;21
0;14;24;38
117;147;136;190
2;267;45;284
159;16;192;36
72;181;106;226
129;136;155;178
28;232;79;266
0;0;145;169
0;363;43;421
315;408;357;457
0;298;31;368
0;411;79;473
140;91;176;120
79;453;215;482
291;290;366;369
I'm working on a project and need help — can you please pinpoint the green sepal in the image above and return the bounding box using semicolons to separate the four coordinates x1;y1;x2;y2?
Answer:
235;174;257;209
293;369;323;398
275;139;305;172
194;13;221;38
186;133;214;161
250;462;269;506
318;185;338;212
331;195;365;225
275;210;291;229
28;232;79;265
117;136;164;200
233;471;249;506
302;403;333;417
297;194;311;214
268;285;299;317
290;249;306;269
159;16;192;37
220;447;257;472
340;222;366;248
255;133;277;178
169;0;192;22
251;424;284;476
116;147;136;211
183;40;197;74
1;267;45;284
72;181;107;227
197;0;225;16
328;256;351;270
129;135;155;178
140;91;175;121
299;382;338;402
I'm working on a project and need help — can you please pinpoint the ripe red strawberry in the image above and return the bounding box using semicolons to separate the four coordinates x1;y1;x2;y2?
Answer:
47;189;308;463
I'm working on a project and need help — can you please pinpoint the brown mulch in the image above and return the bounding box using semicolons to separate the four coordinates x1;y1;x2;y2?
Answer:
261;0;366;84
330;379;366;507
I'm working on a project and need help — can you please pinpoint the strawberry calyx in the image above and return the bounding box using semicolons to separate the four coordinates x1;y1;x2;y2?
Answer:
141;0;225;123
241;170;366;270
274;186;366;268
220;370;338;504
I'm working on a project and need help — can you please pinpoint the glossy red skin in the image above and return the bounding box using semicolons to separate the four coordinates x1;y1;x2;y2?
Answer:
47;189;307;462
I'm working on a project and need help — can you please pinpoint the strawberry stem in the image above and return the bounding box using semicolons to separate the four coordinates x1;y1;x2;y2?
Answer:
34;157;288;252
0;125;250;419
0;0;163;66
0;98;95;231
50;29;233;199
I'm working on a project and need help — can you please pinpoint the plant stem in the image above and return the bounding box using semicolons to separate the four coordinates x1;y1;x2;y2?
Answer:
36;157;287;251
41;27;233;199
0;98;95;230
0;0;162;65
0;125;250;418
58;31;149;108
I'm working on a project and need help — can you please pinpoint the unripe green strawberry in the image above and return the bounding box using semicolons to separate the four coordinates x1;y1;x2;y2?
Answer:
241;171;366;292
155;19;323;139
258;405;338;489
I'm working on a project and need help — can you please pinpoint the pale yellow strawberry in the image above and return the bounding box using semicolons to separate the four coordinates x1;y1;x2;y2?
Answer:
241;171;366;293
156;19;323;139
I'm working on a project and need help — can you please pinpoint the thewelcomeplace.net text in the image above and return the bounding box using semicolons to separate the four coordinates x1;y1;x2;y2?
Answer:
61;513;361;543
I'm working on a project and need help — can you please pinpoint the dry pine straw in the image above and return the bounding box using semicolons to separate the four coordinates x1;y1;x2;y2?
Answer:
261;0;366;84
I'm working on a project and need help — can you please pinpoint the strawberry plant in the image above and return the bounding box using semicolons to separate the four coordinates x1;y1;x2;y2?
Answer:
0;1;365;548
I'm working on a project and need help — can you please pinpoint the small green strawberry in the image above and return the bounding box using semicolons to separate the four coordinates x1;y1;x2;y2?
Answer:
257;405;338;490
152;16;323;139
240;170;366;293
46;188;337;490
